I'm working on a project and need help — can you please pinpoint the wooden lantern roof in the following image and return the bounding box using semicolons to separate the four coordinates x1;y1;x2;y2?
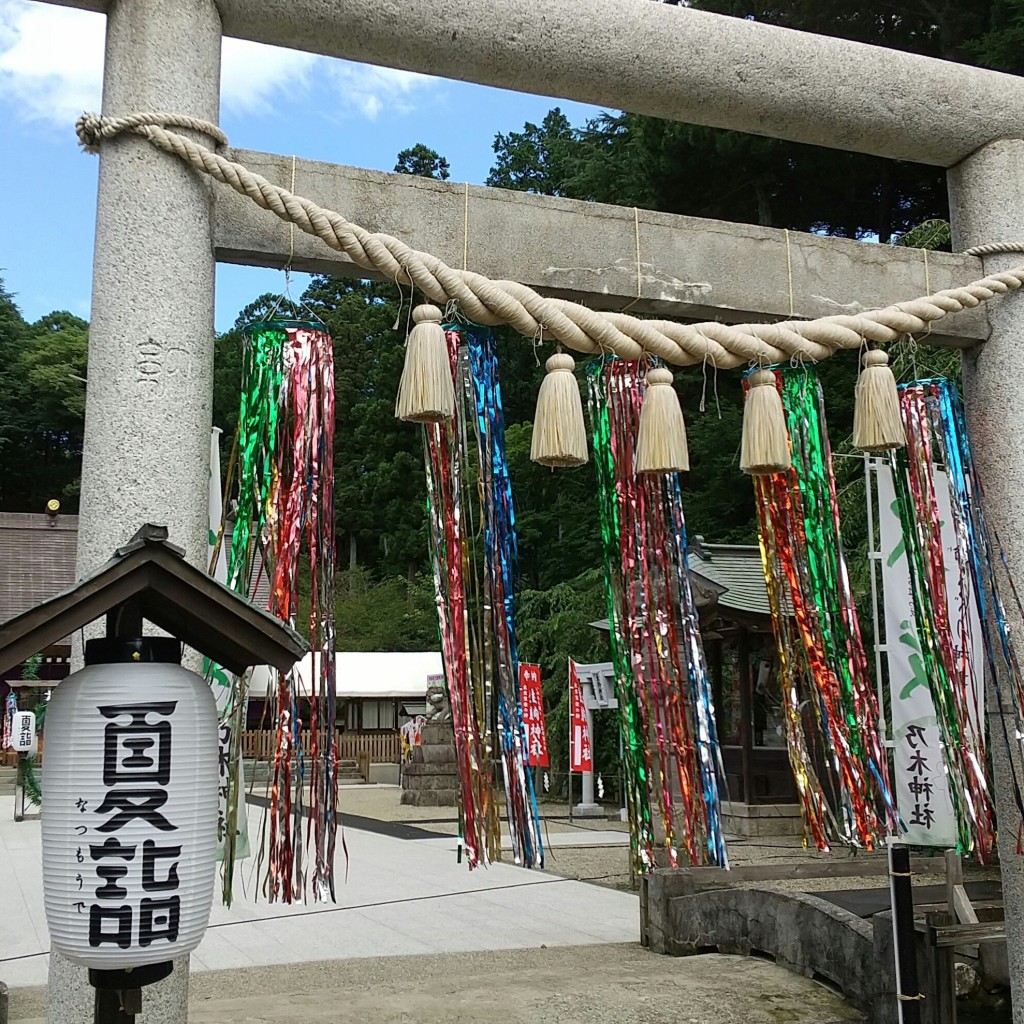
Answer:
0;524;307;677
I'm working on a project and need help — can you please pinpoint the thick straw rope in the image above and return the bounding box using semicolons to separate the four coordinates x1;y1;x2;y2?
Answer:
77;112;1024;368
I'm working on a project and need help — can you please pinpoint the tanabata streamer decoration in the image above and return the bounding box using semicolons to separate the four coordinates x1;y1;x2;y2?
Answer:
226;319;338;903
893;379;1024;856
589;358;727;871
753;367;897;851
2;692;14;749
423;324;543;870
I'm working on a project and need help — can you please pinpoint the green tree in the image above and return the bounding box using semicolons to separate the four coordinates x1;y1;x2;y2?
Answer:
0;289;88;511
0;279;29;509
334;568;438;650
300;276;427;576
969;0;1024;71
394;144;451;181
506;422;603;588
486;108;576;195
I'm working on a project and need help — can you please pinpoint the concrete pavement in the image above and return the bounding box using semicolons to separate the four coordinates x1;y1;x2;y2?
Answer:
0;795;637;990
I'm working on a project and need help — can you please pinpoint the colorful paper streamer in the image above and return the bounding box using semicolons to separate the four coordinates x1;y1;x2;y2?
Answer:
895;379;1024;853
589;358;727;871
423;324;543;869
753;366;897;851
226;319;338;903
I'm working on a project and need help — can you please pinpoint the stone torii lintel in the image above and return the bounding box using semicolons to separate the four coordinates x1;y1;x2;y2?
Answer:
36;0;1024;167
214;148;990;346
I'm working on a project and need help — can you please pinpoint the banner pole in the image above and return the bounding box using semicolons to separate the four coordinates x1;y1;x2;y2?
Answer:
568;657;573;822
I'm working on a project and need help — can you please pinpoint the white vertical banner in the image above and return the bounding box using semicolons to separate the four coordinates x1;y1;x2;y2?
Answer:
875;463;983;846
208;427;251;861
209;427;229;586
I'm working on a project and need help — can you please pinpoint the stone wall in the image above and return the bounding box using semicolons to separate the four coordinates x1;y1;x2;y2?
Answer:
645;876;882;1019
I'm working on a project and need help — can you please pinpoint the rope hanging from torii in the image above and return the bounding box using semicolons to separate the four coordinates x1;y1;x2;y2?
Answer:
75;112;1024;370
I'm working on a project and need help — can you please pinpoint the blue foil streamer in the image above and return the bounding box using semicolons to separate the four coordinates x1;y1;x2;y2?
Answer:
466;326;544;867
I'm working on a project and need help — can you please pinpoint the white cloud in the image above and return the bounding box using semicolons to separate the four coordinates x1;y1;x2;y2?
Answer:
221;37;318;114
326;64;438;121
0;1;105;125
0;0;438;130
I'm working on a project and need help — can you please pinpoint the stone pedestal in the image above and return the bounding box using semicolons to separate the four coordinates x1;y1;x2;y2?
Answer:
48;954;189;1024
401;723;458;806
721;800;803;837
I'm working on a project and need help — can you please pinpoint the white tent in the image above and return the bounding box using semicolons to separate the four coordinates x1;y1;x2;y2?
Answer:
247;651;442;701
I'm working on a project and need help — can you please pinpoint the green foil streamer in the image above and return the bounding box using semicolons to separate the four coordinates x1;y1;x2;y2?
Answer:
588;361;655;875
221;322;287;905
777;368;897;846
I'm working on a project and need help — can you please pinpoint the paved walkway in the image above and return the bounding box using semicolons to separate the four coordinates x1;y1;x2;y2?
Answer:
0;796;638;990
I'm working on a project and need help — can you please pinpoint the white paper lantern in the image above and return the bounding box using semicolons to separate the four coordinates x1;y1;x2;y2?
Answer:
42;662;219;969
11;711;36;752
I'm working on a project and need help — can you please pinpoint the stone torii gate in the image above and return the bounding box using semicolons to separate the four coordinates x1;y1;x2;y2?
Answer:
34;0;1024;1020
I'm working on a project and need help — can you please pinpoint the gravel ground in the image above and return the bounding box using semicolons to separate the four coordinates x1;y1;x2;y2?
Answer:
9;945;863;1024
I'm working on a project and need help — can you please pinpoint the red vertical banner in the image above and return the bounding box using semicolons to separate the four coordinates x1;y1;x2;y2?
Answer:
569;659;593;773
519;664;549;768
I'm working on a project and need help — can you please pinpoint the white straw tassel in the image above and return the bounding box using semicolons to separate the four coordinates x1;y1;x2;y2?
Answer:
530;353;588;468
635;368;689;474
853;348;905;452
395;304;454;423
740;369;791;475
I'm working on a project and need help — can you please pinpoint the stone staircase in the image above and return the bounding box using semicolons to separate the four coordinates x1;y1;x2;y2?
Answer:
0;765;15;796
338;758;365;783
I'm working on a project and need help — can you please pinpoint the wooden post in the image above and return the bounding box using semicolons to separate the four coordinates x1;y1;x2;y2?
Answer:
945;849;980;925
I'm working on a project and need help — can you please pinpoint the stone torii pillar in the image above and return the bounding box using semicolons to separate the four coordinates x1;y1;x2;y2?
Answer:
51;1;221;1023
950;140;1024;1022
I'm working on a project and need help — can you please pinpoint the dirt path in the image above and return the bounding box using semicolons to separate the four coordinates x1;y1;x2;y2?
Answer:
10;945;862;1024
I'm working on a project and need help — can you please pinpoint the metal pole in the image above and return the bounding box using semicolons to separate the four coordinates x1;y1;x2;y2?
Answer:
864;455;891;748
889;843;922;1024
568;660;573;821
93;988;136;1024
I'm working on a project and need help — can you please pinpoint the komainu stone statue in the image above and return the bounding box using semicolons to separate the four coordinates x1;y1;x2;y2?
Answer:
426;678;452;722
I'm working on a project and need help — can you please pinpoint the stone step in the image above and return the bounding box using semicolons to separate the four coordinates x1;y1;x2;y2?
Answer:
242;763;366;785
402;762;458;779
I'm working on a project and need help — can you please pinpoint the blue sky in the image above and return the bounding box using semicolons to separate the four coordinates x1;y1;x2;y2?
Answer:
0;0;603;331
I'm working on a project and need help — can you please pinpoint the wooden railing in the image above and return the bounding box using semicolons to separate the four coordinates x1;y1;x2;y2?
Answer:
241;730;402;772
339;732;401;764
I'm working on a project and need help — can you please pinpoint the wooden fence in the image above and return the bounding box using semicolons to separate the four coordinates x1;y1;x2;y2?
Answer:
241;730;402;778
